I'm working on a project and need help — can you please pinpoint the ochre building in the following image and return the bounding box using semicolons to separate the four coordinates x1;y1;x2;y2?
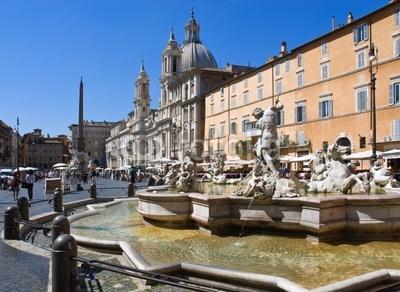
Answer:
204;2;400;167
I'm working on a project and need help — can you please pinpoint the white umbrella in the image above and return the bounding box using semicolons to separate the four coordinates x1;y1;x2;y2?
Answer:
289;154;314;163
382;149;400;159
13;167;26;172
342;150;383;160
25;167;39;171
53;163;68;168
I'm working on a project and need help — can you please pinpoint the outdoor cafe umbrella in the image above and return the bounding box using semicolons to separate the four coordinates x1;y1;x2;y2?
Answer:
53;163;68;168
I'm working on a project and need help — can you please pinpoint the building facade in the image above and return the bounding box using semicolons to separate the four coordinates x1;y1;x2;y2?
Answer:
69;121;117;167
204;2;400;166
21;129;69;169
106;12;252;168
0;120;13;167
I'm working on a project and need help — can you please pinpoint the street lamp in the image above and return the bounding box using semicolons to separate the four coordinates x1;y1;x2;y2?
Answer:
16;117;20;174
171;123;177;160
369;43;378;165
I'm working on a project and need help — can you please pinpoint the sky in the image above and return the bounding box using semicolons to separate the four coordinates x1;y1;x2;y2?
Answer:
0;0;389;136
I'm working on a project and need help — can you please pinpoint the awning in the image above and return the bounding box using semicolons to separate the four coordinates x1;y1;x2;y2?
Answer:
289;154;313;163
280;155;294;163
224;159;254;166
342;150;383;160
149;158;179;164
382;149;400;159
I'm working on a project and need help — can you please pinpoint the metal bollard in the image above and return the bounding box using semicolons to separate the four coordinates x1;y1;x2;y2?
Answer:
53;188;63;213
90;183;96;199
4;206;20;240
52;234;79;292
51;215;70;245
17;197;30;221
128;182;135;197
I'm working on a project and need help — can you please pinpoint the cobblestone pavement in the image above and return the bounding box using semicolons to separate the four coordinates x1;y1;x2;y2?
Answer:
0;178;147;292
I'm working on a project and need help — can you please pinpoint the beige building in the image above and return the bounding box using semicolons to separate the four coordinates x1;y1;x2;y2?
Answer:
204;2;400;170
21;129;69;169
69;121;117;167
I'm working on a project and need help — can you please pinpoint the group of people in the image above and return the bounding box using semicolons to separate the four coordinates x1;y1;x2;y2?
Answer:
8;170;36;202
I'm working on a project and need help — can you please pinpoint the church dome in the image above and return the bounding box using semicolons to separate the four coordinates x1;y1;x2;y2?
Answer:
181;42;217;71
180;11;218;71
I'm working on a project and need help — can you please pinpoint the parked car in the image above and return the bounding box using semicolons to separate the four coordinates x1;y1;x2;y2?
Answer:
0;169;12;189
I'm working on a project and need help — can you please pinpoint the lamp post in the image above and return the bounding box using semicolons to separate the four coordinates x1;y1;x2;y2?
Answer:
369;43;378;165
171;123;177;160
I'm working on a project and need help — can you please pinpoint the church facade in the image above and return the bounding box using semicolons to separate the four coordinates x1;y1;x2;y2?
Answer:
106;12;250;168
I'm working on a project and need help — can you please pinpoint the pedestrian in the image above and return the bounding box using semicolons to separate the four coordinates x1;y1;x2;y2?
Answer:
10;172;20;201
25;170;35;202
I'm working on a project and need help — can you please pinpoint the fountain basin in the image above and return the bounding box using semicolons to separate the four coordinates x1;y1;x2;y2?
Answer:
137;189;400;241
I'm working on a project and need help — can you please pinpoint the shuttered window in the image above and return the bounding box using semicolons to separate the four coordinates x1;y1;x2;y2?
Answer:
353;23;369;43
356;87;368;112
393;120;400;141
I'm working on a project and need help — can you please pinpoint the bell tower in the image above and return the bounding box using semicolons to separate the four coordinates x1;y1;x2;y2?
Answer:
134;62;151;131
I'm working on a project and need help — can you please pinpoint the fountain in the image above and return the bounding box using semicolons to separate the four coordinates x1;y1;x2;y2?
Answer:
136;98;400;240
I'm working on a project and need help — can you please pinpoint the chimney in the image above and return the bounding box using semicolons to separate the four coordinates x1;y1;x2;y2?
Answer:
279;41;288;57
331;16;336;31
347;12;353;24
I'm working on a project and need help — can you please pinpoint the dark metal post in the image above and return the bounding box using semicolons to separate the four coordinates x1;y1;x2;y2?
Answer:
369;43;378;165
53;188;63;213
51;215;70;244
52;234;79;292
17;197;29;221
4;206;20;240
90;183;96;199
128;182;135;197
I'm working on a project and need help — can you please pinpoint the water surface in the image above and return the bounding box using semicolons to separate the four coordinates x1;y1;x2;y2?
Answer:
71;201;400;289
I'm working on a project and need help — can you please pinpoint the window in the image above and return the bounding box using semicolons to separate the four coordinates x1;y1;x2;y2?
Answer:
353;23;369;43
241;118;249;132
275;64;280;76
394;120;400;140
394;36;400;57
210;103;214;115
389;80;400;105
231;96;236;108
295;102;307;123
297;53;303;67
190;82;195;97
356;49;367;68
231;84;236;94
220;123;225;137
230;121;237;134
220;99;225;111
257;86;263;100
395;7;400;27
285;60;290;72
276;109;284;126
359;136;366;149
356;87;368;112
257;72;262;83
296;131;305;145
297;72;304;88
244;79;248;89
209;127;215;139
319;96;333;118
243;91;249;104
220;88;224;98
321;42;328;57
210;94;214;102
321;62;329;80
275;80;282;94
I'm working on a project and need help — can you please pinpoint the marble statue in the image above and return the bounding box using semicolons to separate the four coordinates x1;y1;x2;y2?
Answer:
234;99;301;199
307;144;366;194
308;150;328;182
176;149;197;192
164;163;181;187
201;152;227;184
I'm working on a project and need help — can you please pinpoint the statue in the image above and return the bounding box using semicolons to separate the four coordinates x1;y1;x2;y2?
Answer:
201;152;226;184
308;150;328;181
164;163;180;187
307;144;366;194
176;149;197;192
234;99;301;199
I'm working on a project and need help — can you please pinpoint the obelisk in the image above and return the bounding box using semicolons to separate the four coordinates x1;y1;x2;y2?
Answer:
77;78;85;152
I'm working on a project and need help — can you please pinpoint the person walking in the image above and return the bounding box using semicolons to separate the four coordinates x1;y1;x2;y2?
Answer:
25;170;35;202
10;172;20;201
